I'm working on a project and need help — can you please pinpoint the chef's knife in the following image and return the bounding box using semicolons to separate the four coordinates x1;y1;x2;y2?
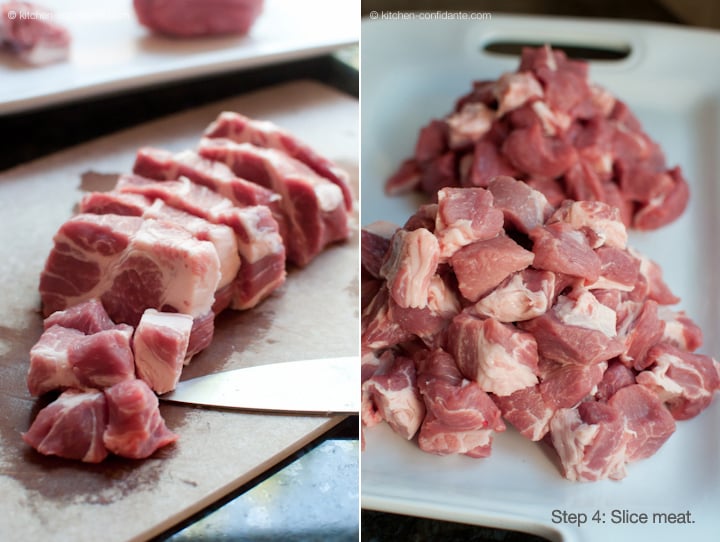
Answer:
160;356;359;415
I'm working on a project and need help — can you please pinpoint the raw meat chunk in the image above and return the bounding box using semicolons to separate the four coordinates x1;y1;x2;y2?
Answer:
451;235;534;302
529;222;600;282
43;298;115;334
472;269;555;322
27;322;135;396
361;356;425;440
22;389;109;463
379;228;439;309
103;379;178;459
133;309;193;394
0;2;70;65
133;0;263;37
486;175;553;234
448;314;539;396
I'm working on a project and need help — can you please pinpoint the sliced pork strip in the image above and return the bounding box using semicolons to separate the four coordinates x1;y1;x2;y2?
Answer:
115;175;286;310
103;379;178;459
198;138;348;267
203;112;353;210
434;186;504;259
448;313;539;397
133;309;193;394
22;389;109;463
451;235;534;302
0;2;70;65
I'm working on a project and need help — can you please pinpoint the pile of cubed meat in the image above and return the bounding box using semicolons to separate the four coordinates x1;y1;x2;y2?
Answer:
23;112;352;462
361;177;719;482
385;45;689;231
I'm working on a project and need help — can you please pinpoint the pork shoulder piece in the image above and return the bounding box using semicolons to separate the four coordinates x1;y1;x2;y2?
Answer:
27;320;135;397
379;227;439;309
486;175;553;234
493;385;555;441
22;388;109;463
450;235;534;302
360;355;425;440
114;175;286;311
637;344;720;420
103;379;178;459
43;298;115;334
0;2;70;65
133;0;263;37
529;221;601;282
471;269;556;323
79;191;241;296
133;309;193;394
434;186;504;259
448;313;539;397
203;112;353;211
39;214;222;326
198;138;349;267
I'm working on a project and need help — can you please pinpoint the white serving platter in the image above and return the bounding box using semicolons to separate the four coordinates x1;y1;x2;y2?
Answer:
0;0;358;114
361;14;720;542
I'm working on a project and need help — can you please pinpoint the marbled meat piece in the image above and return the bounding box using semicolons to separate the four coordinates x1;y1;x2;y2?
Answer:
133;309;193;394
203;112;354;210
22;388;109;463
43;298;115;334
198;138;348;266
103;379;178;459
114;175;285;311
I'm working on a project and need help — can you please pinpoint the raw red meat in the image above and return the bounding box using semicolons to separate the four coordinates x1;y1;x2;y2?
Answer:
361;178;718;481
384;45;690;230
203;112;354;211
43;298;115;334
22;389;109;463
133;0;263;37
103;379;178;459
198;138;349;267
0;2;70;65
133;309;193;394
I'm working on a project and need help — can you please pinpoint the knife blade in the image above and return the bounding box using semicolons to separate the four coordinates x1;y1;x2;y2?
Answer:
160;356;359;415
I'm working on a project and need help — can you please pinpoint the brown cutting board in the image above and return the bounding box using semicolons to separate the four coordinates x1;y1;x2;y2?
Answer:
0;80;358;542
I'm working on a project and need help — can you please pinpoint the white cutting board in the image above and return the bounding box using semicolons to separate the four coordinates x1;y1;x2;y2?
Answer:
0;80;358;542
0;0;359;113
361;14;720;542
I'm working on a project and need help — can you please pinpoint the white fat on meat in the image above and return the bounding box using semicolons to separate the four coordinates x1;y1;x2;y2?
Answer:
434;187;504;260
133;309;194;394
379;228;439;309
549;200;627;249
554;290;617;338
531;101;572;136
449;314;539;397
473;269;555;322
446;102;495;149
493;71;544;116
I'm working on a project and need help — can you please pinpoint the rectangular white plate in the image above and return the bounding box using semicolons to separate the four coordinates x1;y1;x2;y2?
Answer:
0;0;358;114
361;14;720;542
